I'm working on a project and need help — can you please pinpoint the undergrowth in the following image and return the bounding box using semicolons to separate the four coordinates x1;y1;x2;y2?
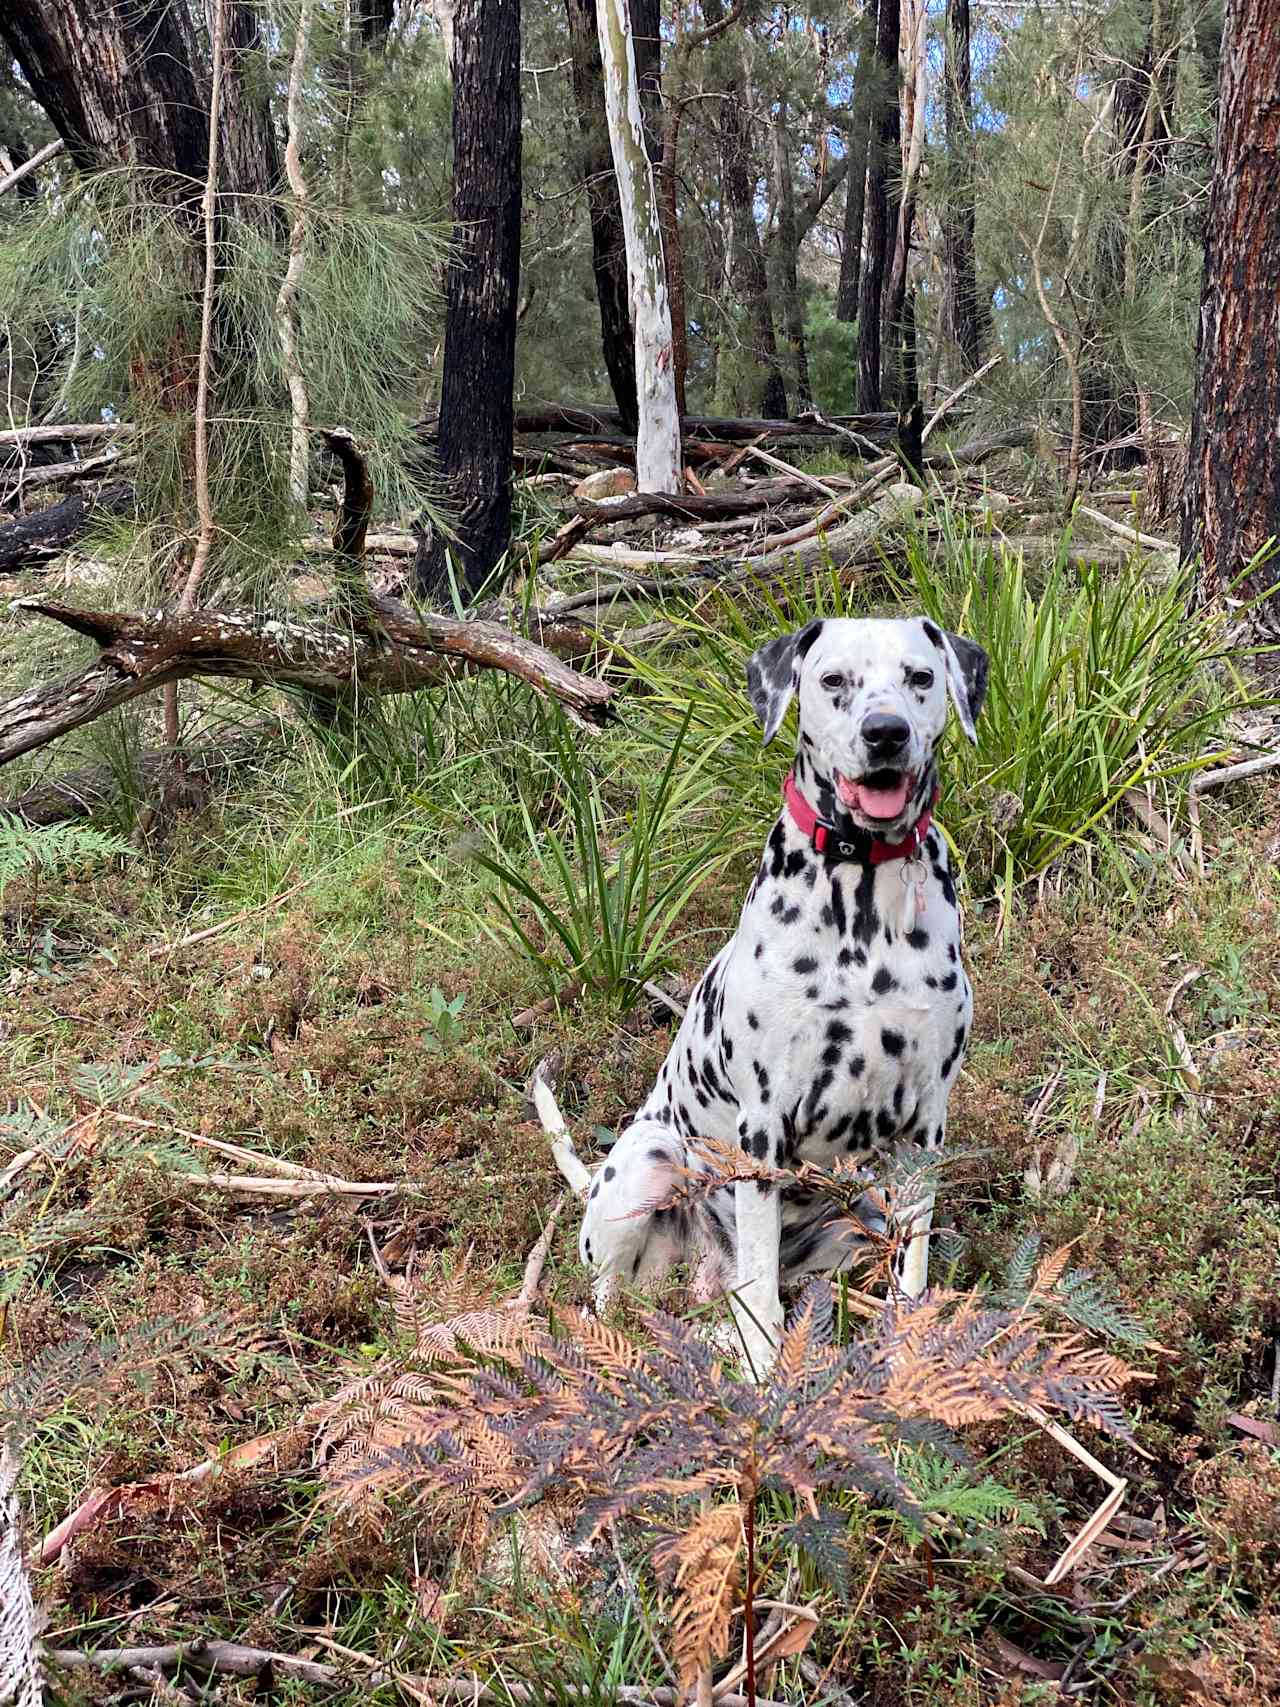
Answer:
4;505;1280;1704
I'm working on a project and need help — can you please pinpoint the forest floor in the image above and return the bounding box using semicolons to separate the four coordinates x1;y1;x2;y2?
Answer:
4;505;1280;1706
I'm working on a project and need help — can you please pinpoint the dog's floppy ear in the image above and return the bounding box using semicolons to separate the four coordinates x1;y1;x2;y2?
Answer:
921;619;988;744
746;620;824;746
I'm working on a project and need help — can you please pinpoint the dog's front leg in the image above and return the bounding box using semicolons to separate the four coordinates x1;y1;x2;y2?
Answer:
893;1109;945;1299
732;1178;784;1380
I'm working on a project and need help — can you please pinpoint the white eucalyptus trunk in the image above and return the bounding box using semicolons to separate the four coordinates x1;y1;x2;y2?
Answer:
595;0;681;492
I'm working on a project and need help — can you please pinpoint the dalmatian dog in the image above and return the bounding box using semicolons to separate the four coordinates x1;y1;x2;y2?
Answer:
569;615;988;1376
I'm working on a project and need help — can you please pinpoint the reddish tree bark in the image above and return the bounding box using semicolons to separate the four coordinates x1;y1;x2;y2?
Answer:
1180;0;1280;634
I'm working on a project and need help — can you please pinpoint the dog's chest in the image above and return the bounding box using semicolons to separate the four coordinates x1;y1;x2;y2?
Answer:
719;823;969;1163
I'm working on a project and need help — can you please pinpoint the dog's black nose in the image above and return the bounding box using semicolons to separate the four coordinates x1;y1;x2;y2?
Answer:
861;712;911;755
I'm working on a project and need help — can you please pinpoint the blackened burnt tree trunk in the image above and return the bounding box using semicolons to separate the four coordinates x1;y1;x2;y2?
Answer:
835;0;877;324
565;0;638;430
856;0;900;410
1180;0;1280;637
942;0;980;372
416;0;522;601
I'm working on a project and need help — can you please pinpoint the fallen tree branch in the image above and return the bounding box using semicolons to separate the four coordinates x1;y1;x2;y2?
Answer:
922;426;1033;467
44;1643;786;1707
545;481;922;615
573;475;819;525
0;449;135;496
0;137;64;197
922;352;1004;443
0;484;134;573
1;596;614;767
0;422;135;450
0;718;284;826
1074;503;1174;555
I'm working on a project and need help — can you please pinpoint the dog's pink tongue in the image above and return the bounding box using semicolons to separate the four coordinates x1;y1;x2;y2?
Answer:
837;772;911;821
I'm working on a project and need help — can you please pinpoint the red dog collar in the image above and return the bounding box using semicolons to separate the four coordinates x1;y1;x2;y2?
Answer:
783;769;938;865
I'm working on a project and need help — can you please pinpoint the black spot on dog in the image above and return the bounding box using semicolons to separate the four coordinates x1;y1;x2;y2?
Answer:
871;967;898;996
767;821;786;878
876;1109;895;1138
750;1126;770;1160
590;1181;600;1200
837;947;854;968
821;1042;842;1067
925;974;938;989
827;1020;852;1044
893;1083;904;1113
747;1010;760;1029
906;928;929;950
881;1028;905;1057
947;943;958;963
584;1238;593;1262
830;879;848;937
848;1053;865;1078
754;941;764;960
820;904;834;927
724;1036;734;1060
770;894;787;918
940;970;958;992
781;904;801;926
784;849;806;879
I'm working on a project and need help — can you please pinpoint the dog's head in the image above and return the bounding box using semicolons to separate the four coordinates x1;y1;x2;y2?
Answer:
746;616;988;834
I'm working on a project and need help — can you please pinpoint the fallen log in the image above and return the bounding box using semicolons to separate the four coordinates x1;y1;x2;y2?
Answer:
0;448;135;496
0;484;134;573
0;422;136;450
499;399;907;443
574;475;815;525
923;426;1033;467
1;596;614;768
0;719;284;826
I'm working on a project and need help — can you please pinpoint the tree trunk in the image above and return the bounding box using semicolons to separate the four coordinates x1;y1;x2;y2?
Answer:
630;0;664;164
720;70;787;419
1180;0;1280;635
942;0;979;372
415;0;522;599
881;0;927;406
835;4;877;324
856;0;900;410
596;0;681;492
771;100;812;407
0;0;278;212
565;0;639;431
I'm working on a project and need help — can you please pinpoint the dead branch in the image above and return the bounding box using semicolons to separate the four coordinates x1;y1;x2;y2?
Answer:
0;484;133;573
0;449;136;496
573;476;821;525
0;596;614;767
44;1643;786;1707
922;353;1004;443
321;428;374;561
0;137;64;197
0;717;283;825
495;399;908;444
0;423;135;450
1074;504;1174;555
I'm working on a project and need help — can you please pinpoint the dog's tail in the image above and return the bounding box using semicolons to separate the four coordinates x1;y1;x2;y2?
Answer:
531;1072;591;1198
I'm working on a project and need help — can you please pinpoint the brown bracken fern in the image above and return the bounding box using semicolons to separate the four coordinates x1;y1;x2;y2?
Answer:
317;1255;1138;1689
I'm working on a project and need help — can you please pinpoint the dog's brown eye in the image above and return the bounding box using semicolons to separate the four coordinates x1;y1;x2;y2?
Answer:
909;669;935;690
821;672;843;691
